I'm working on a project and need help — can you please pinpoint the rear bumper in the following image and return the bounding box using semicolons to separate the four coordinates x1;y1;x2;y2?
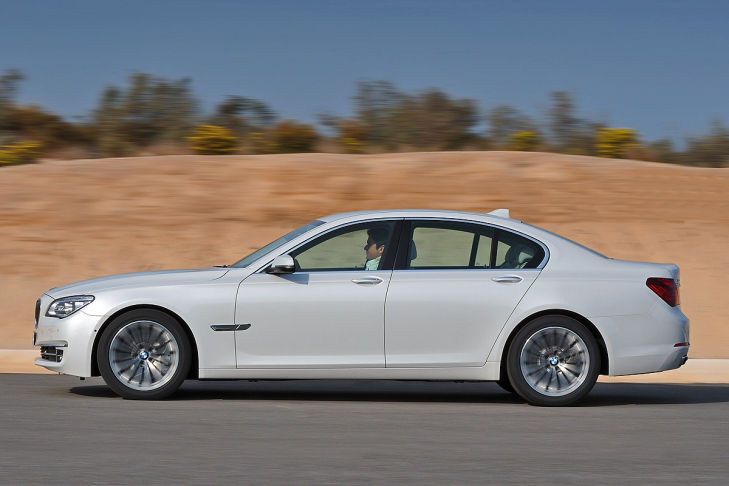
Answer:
596;302;690;376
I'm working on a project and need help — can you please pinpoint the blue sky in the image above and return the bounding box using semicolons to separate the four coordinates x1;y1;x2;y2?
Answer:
2;0;727;142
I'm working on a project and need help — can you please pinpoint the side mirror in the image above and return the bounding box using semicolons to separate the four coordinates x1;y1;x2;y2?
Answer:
266;254;295;274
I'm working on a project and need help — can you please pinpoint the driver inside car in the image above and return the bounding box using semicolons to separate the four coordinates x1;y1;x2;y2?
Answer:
363;227;389;270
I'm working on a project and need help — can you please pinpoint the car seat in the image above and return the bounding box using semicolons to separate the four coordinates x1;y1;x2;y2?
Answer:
500;243;535;269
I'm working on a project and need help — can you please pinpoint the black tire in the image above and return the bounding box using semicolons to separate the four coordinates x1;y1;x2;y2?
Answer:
506;315;600;406
97;309;191;400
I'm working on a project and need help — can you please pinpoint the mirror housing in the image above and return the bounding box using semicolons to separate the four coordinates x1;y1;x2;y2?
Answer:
266;254;295;274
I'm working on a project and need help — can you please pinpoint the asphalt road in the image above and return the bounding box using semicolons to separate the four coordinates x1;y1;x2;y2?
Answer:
1;375;728;485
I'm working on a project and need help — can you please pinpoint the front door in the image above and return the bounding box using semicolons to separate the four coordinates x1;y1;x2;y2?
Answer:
235;220;400;368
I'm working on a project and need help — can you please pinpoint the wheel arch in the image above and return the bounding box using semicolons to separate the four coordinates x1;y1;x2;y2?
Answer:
90;304;199;379
498;309;609;380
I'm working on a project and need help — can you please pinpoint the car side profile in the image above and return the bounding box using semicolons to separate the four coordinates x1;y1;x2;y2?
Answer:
34;209;689;406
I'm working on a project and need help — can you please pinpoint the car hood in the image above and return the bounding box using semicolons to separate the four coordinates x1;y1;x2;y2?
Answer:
46;268;230;298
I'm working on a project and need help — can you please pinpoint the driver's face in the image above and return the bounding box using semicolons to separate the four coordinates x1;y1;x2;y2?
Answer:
364;237;384;261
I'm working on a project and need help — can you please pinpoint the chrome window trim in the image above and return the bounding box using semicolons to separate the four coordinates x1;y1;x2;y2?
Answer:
250;216;550;274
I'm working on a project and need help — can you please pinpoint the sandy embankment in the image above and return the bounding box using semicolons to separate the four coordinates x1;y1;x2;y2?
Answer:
1;151;728;374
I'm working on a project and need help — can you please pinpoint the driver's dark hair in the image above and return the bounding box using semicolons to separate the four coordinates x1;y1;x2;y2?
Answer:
367;227;390;248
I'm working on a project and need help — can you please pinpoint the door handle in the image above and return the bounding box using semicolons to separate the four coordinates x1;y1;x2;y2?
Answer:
492;275;523;283
351;276;384;285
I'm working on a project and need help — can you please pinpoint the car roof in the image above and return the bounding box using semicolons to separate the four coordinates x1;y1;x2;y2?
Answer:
318;209;514;223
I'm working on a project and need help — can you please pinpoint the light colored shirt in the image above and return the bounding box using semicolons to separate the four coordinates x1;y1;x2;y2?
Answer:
364;256;381;271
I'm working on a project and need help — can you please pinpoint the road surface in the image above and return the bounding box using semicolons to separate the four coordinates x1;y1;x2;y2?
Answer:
1;374;727;484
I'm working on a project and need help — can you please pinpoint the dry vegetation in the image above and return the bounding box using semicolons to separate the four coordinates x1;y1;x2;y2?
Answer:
1;151;727;358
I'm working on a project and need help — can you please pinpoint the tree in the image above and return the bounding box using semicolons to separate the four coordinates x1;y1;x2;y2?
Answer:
92;86;132;156
350;81;478;151
3;106;89;150
648;138;680;164
209;96;276;138
548;91;579;149
252;120;319;154
682;120;729;167
546;91;607;155
353;80;402;148
415;89;479;150
90;72;198;156
487;105;535;148
0;69;24;126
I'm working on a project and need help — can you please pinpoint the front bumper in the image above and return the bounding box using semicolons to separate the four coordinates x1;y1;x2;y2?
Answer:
34;294;102;377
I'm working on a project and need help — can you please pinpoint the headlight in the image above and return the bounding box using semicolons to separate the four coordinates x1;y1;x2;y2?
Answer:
45;295;95;318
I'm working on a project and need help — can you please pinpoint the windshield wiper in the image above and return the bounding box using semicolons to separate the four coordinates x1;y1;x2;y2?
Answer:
213;264;230;268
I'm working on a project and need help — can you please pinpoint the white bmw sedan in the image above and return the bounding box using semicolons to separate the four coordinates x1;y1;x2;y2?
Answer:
34;209;689;406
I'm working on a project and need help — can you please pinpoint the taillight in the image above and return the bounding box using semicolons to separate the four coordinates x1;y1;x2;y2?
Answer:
646;277;679;307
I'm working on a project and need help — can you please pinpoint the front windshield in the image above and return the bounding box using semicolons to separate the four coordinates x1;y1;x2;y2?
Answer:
231;220;325;268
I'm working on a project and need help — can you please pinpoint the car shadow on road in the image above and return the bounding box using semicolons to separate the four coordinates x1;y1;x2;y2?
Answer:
582;383;729;406
69;380;729;406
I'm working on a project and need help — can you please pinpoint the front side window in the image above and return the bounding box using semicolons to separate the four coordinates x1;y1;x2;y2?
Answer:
290;221;397;272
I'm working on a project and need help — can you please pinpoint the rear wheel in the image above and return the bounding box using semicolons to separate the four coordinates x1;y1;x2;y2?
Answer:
507;315;600;406
98;309;191;400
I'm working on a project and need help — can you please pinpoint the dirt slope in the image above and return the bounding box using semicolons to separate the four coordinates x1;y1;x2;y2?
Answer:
1;151;727;357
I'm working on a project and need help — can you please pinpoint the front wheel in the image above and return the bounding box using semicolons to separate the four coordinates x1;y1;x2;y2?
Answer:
506;315;600;406
97;309;191;400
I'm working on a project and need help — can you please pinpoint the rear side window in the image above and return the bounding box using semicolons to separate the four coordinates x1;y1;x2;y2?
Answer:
400;220;544;270
409;226;474;268
405;221;494;269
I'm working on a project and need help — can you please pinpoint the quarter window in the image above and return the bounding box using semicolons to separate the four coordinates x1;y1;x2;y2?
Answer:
493;229;544;269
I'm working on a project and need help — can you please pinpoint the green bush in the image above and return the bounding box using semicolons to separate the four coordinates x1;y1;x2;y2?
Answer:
595;128;638;159
187;125;239;154
508;131;540;151
263;120;318;154
0;141;43;166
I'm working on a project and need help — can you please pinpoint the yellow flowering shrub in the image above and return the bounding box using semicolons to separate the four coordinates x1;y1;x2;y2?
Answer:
596;128;638;159
508;131;540;152
0;141;43;166
187;125;238;155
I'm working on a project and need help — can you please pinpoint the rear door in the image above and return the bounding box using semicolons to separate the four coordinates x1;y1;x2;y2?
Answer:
384;220;545;367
